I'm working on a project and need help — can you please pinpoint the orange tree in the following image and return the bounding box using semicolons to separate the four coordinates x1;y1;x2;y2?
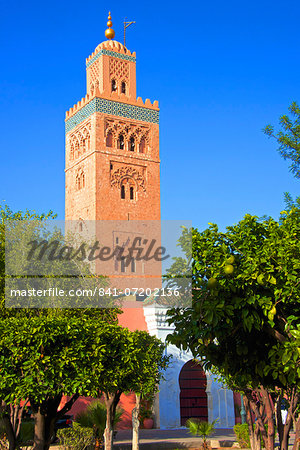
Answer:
0;205;119;450
0;315;113;450
166;210;300;450
97;328;169;450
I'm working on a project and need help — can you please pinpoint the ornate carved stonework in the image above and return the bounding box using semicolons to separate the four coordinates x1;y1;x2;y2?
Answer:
109;59;129;82
105;118;150;145
111;166;146;192
68;121;92;161
89;61;100;83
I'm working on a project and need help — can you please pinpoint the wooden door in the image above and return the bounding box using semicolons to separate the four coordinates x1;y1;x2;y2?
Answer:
179;360;208;426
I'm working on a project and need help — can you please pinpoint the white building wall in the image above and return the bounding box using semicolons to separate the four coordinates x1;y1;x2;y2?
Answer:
143;304;235;429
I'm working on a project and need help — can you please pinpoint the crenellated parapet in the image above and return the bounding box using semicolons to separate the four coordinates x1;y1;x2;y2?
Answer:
65;97;159;133
66;94;159;120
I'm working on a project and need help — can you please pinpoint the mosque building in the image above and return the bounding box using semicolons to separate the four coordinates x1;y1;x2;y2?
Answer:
64;12;236;429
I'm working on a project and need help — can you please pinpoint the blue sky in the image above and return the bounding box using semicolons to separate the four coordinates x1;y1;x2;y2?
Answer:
1;0;299;231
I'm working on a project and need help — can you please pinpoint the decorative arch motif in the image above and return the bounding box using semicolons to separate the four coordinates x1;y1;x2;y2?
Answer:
104;119;150;153
76;169;85;191
111;166;146;192
68;122;91;161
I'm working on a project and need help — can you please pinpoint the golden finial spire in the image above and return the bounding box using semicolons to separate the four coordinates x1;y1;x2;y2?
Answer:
105;12;115;40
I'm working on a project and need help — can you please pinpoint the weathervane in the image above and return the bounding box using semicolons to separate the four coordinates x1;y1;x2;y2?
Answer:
124;18;136;47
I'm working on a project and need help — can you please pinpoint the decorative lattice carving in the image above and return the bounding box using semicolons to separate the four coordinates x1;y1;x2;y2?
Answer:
111;166;146;192
68;122;91;161
109;59;129;82
89;62;99;83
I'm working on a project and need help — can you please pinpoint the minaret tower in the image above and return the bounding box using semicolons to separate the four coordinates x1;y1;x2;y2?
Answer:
65;13;160;222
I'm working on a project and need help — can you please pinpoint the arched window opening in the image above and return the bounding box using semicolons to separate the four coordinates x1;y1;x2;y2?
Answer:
111;79;117;92
76;171;85;191
106;132;113;147
121;82;126;94
129;136;135;152
118;134;125;150
139;137;146;153
82;138;86;152
130;186;134;200
121;185;125;199
79;222;83;232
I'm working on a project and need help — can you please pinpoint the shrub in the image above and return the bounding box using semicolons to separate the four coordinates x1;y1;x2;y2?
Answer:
57;422;94;450
233;423;251;448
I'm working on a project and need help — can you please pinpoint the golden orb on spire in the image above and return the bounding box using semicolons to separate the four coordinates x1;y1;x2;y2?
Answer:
105;12;115;40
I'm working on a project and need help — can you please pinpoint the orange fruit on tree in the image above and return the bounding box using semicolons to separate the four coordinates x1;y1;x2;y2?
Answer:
224;264;234;275
225;255;235;265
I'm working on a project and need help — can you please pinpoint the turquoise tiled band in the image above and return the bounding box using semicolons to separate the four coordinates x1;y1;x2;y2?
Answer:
86;49;136;68
65;98;159;133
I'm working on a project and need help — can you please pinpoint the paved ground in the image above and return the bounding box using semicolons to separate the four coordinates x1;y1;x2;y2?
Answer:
51;427;297;449
114;427;237;449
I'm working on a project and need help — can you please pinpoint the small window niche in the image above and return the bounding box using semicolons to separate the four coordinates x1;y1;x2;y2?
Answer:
121;81;126;94
118;134;125;150
129;136;135;152
121;185;125;199
111;79;117;92
139;137;146;153
130;186;134;200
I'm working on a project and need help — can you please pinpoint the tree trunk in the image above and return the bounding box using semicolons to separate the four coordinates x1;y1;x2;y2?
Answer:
260;386;275;450
32;408;47;450
246;390;268;449
244;394;261;450
104;391;122;450
1;401;16;450
244;395;255;450
104;426;114;450
2;415;16;450
276;392;284;448
254;423;262;450
1;399;29;450
132;393;141;450
292;414;300;450
31;393;79;450
32;396;61;450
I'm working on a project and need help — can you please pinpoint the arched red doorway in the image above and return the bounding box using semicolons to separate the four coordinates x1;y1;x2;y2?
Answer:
179;360;208;426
